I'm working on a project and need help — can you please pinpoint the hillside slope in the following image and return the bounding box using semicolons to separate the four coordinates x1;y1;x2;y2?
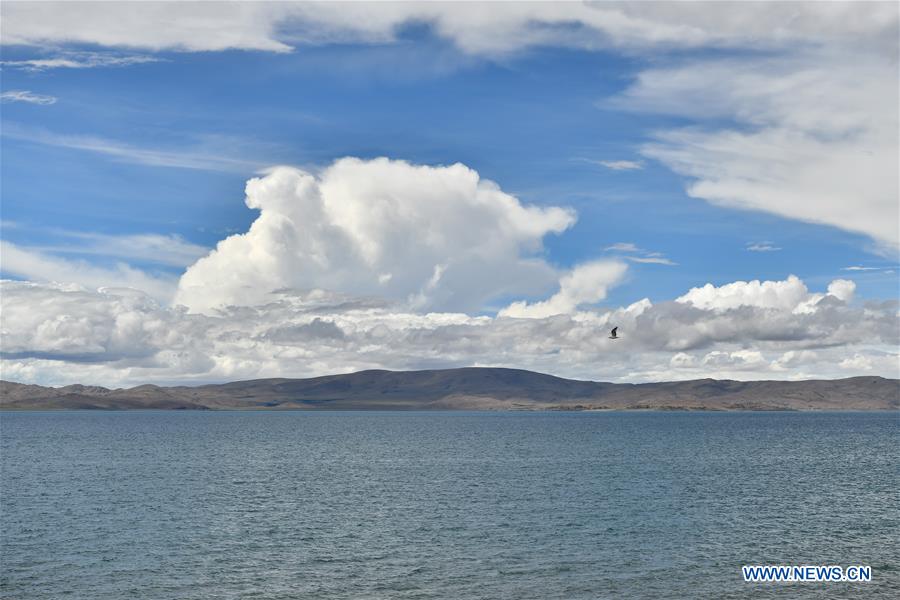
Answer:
1;368;897;411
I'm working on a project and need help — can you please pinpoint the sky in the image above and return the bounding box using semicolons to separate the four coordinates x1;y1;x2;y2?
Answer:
1;1;898;386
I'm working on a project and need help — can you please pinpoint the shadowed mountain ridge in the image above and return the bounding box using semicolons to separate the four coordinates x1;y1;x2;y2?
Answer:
1;368;896;411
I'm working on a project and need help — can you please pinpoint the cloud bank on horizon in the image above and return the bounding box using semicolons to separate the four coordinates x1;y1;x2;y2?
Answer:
1;1;898;385
3;272;896;387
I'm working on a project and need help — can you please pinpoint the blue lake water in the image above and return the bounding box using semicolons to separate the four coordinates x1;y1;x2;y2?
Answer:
1;411;898;599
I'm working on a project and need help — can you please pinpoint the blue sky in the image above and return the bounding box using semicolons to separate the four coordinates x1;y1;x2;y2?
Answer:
1;2;898;385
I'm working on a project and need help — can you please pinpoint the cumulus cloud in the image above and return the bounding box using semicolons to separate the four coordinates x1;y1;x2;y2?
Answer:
0;282;174;364
175;158;576;314
836;352;900;373
701;350;767;370
0;90;57;105
677;275;811;312
499;260;628;318
2;275;897;387
826;279;856;303
675;274;855;314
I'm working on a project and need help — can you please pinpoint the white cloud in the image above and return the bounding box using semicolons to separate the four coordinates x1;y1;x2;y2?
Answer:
499;260;627;318
675;274;855;313
701;349;767;370
0;241;176;302
826;279;856;303
0;282;170;364
598;160;644;171
836;352;900;374
604;242;676;266
839;354;875;371
25;231;210;268
624;50;899;251
625;256;677;266
747;242;781;252
2;274;896;386
669;352;695;369
1;52;159;71
175;158;576;314
3;2;896;55
2;123;266;172
0;90;56;105
1;2;296;52
842;265;897;272
772;350;819;371
605;242;639;253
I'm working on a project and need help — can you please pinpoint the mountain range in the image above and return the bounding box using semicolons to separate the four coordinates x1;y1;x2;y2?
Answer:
1;368;897;411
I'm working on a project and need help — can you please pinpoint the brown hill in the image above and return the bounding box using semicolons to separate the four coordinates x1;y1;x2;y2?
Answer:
1;368;897;411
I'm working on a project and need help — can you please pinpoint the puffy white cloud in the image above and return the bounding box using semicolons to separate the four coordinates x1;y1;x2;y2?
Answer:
669;352;695;369
837;352;900;375
839;354;874;372
701;350;767;370
0;282;175;363
676;275;811;312
773;350;819;371
499;260;627;318
676;275;856;316
2;275;897;387
826;279;856;303
175;158;576;314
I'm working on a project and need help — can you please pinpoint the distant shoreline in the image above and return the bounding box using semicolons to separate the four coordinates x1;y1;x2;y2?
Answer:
3;408;898;413
3;367;897;411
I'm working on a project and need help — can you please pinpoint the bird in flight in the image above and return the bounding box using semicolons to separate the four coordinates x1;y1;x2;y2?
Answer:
609;327;619;340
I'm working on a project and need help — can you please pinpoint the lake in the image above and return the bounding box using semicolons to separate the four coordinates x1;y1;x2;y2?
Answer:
1;411;897;598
